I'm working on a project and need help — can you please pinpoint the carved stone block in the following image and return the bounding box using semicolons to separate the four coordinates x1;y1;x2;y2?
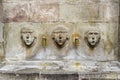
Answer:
3;2;59;22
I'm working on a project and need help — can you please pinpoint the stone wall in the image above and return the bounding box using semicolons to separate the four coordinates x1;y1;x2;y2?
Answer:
0;0;119;80
2;0;119;61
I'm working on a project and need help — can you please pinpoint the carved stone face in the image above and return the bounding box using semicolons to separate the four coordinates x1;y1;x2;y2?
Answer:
21;28;36;47
52;25;69;48
85;30;100;48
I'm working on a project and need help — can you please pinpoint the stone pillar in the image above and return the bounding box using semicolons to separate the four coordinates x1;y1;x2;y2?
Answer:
118;1;120;61
0;0;4;62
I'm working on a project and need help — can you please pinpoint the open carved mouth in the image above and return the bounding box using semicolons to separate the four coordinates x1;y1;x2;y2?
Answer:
26;40;30;43
59;39;62;43
92;41;95;43
90;41;96;45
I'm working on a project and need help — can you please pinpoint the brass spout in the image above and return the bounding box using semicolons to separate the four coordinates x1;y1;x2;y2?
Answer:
72;33;80;48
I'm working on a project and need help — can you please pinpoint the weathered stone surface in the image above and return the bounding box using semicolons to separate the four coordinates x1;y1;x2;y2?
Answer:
4;22;74;60
0;23;4;62
0;74;79;80
59;3;100;22
3;2;59;22
4;23;44;60
0;0;2;3
2;0;119;3
0;60;120;74
0;23;4;42
0;73;39;80
60;2;119;22
100;0;119;3
99;2;119;22
118;5;120;61
4;22;117;61
0;3;3;22
77;22;118;61
0;73;119;80
2;0;59;3
0;0;119;79
64;0;119;4
0;42;4;62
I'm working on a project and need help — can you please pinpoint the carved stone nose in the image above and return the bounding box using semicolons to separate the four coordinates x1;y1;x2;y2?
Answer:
59;36;62;39
26;36;29;39
26;34;29;39
26;34;30;39
92;38;94;40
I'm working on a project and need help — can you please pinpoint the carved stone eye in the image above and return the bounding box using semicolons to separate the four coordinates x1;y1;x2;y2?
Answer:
94;32;98;35
89;32;93;35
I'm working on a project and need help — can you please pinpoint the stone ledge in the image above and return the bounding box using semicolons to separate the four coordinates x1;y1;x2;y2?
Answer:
0;72;119;79
0;60;119;74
